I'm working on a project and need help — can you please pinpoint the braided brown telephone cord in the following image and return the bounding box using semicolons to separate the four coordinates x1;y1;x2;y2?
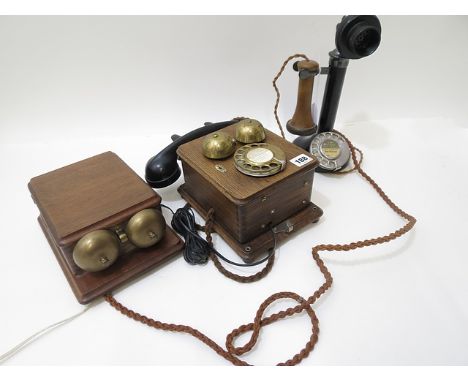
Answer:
104;132;416;365
104;54;416;365
273;53;309;139
204;210;278;282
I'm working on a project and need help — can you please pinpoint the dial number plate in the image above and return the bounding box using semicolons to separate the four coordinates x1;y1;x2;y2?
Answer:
310;132;350;171
234;143;286;177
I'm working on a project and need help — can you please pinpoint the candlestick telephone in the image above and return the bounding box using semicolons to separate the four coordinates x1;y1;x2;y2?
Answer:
8;15;418;366
146;15;382;183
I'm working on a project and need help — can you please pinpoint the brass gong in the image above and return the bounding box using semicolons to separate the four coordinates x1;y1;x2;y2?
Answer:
126;208;166;248
234;118;266;144
202;132;237;159
73;230;120;272
234;143;286;177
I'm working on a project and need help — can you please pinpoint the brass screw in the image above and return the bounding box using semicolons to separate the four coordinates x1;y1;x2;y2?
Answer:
215;164;227;173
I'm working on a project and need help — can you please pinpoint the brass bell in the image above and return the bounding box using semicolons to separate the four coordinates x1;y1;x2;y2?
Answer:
202;132;237;159
126;208;166;248
234;119;266;144
73;230;120;272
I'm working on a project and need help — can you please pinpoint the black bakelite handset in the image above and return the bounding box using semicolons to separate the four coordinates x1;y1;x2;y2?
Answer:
145;119;240;188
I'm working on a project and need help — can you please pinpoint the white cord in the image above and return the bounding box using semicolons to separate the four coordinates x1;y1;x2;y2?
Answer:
0;303;94;364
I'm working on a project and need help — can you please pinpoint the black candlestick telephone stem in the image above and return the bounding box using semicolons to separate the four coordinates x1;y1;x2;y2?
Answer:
317;51;349;134
291;51;350;152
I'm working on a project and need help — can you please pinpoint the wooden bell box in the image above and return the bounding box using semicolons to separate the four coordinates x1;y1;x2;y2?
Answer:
177;124;323;263
28;152;184;304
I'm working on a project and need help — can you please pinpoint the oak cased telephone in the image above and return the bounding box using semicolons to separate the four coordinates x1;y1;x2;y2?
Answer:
175;119;323;262
28;152;183;304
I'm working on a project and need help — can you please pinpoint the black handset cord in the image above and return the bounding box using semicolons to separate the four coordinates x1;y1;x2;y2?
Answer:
161;204;276;268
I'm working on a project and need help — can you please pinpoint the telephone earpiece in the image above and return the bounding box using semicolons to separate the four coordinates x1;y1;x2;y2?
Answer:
335;15;381;60
72;208;166;272
286;59;319;136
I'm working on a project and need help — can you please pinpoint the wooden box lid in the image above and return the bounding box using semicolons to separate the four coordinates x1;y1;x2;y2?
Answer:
177;124;318;203
29;152;160;246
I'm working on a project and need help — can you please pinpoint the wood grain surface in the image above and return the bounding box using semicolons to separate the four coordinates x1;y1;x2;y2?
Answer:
179;184;323;262
177;124;318;201
29;152;160;246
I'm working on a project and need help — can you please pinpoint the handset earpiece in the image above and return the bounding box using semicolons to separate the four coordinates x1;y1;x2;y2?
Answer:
145;119;241;188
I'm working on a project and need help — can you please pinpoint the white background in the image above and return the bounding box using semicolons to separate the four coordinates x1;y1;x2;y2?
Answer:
0;15;467;365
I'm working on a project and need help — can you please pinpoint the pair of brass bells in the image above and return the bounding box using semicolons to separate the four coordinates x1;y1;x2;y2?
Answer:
72;208;166;273
202;118;266;159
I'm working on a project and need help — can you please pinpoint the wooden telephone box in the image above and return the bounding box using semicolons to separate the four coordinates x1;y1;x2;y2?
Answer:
177;124;323;263
29;152;184;304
